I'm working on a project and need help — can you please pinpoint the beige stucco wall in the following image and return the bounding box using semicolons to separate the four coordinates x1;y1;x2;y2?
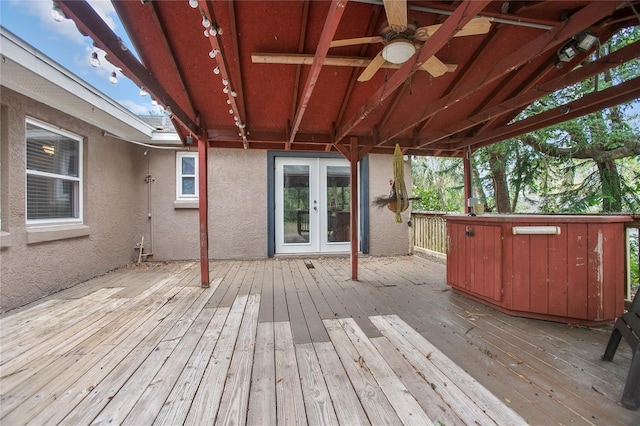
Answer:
146;150;409;260
367;153;412;256
145;148;268;261
208;149;268;259
0;88;144;313
140;148;201;261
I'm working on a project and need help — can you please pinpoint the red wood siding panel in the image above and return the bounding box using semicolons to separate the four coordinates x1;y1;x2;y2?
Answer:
529;230;551;315
446;222;502;302
566;223;589;320
511;233;531;312
548;224;568;317
445;215;629;325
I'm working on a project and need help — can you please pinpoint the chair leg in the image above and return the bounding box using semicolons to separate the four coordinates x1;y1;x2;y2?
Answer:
603;327;623;362
622;346;640;410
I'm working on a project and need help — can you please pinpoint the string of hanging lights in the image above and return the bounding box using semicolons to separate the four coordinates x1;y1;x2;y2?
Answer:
188;0;248;148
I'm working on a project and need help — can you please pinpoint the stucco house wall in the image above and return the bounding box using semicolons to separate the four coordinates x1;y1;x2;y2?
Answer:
367;153;412;256
208;149;268;259
139;147;200;262
0;88;145;312
147;149;411;261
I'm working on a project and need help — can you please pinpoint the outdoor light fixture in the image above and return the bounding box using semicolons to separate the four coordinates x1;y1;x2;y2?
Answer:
117;37;128;52
89;52;100;68
49;2;66;22
382;39;416;64
202;16;211;28
188;0;198;8
185;135;194;145
109;71;118;84
557;31;599;63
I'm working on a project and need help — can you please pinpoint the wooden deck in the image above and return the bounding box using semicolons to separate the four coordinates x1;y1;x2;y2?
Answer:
1;256;638;425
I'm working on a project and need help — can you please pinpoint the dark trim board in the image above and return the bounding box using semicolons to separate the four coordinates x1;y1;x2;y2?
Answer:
267;151;369;257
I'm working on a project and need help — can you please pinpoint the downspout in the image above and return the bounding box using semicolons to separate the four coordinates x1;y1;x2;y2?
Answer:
144;149;154;257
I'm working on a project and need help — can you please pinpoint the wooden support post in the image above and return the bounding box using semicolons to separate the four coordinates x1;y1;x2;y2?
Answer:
198;136;210;287
350;136;359;280
463;146;472;214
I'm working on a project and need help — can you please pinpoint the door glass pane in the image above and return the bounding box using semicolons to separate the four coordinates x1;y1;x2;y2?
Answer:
326;166;350;243
283;165;310;244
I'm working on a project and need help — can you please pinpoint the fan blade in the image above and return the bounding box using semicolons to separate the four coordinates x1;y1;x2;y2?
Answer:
383;0;407;32
357;51;386;82
415;17;491;41
330;36;383;48
420;55;451;77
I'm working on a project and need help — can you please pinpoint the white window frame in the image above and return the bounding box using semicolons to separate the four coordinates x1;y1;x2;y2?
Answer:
176;151;199;200
25;117;83;226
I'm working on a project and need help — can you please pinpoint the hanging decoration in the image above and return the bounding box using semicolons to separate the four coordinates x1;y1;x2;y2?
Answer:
373;144;415;223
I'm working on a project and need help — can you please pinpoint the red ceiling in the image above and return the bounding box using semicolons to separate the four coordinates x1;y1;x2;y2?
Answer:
58;0;640;157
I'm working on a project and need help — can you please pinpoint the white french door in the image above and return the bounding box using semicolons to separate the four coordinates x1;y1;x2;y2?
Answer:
275;157;354;254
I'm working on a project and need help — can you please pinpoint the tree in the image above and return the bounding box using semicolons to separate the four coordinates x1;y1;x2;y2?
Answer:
472;25;640;213
411;157;464;212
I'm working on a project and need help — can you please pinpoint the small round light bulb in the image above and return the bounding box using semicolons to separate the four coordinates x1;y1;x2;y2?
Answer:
89;52;100;68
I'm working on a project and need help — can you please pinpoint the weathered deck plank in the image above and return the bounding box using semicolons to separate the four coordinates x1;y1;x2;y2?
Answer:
247;322;276;426
0;257;637;426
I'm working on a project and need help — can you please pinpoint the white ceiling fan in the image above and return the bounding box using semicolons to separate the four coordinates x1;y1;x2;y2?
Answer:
330;0;491;81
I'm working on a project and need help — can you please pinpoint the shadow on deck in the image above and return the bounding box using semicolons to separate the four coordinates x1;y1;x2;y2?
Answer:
1;256;638;425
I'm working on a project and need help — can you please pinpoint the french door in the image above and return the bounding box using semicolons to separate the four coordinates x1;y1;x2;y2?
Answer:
275;157;354;254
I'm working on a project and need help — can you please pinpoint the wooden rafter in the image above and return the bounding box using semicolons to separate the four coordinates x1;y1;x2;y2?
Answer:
197;0;248;147
115;1;200;138
449;76;640;149
287;1;310;151
378;1;622;146
334;0;492;143
57;0;202;137
226;0;246;122
417;40;640;148
289;0;348;144
333;5;382;151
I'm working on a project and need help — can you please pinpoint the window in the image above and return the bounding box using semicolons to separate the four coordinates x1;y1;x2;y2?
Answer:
176;152;198;200
25;118;82;224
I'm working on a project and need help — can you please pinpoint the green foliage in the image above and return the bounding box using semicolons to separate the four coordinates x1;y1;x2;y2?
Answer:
411;157;464;212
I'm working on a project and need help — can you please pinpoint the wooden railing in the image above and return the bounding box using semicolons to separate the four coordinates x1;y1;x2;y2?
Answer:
410;211;449;255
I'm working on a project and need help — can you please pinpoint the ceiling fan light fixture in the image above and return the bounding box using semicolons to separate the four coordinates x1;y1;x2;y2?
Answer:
382;39;416;64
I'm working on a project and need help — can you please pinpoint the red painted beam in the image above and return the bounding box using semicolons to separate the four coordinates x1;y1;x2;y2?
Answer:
198;0;248;146
451;76;640;149
379;0;622;146
335;0;491;143
350;136;359;281
419;40;640;148
289;0;348;144
197;136;210;287
57;0;202;137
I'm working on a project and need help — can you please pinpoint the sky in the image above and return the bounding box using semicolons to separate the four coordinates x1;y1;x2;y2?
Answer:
1;0;164;116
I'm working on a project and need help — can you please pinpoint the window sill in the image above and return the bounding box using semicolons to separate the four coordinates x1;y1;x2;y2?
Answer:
27;224;91;245
0;231;11;248
174;200;199;209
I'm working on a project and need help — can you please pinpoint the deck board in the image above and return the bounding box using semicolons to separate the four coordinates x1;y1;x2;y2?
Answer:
1;257;637;425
